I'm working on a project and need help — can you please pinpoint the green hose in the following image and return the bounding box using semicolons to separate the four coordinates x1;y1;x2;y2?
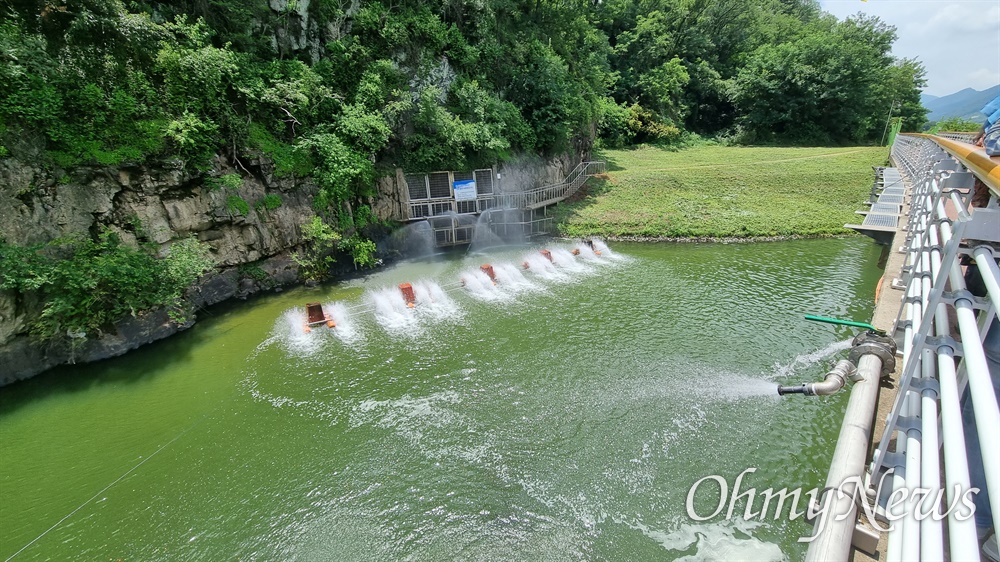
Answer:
804;314;885;335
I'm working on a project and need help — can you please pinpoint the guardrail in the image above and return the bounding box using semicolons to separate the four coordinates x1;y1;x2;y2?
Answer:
934;131;979;144
862;134;999;561
493;161;606;210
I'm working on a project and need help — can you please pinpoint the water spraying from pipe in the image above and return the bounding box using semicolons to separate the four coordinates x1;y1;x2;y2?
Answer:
776;359;858;396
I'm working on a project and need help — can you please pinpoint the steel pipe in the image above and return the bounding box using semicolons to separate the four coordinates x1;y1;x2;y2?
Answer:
777;360;856;396
805;338;895;562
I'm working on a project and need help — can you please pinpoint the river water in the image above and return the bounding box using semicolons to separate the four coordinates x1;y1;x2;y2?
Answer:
0;238;883;561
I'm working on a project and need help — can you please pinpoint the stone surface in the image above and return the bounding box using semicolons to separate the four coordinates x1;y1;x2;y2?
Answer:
0;156;319;384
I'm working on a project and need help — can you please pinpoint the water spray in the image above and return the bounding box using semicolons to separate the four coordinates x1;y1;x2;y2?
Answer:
776;315;892;396
293;241;618;337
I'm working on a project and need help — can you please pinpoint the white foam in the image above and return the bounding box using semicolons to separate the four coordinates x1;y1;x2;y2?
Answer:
369;286;416;331
522;253;565;281
461;269;505;301
322;301;362;345
550;248;588;272
277;308;324;355
573;243;601;261
492;262;539;292
637;520;785;562
412;280;461;320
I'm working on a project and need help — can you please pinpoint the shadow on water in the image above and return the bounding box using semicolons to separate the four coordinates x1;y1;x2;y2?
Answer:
0;326;202;416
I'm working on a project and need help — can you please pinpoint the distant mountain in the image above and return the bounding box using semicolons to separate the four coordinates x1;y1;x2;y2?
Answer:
923;86;1000;123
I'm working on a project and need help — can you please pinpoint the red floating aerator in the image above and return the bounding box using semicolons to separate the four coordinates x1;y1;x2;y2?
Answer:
480;264;496;283
399;282;417;308
540;250;553;262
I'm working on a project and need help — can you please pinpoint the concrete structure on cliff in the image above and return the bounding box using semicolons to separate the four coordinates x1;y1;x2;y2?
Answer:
373;158;605;247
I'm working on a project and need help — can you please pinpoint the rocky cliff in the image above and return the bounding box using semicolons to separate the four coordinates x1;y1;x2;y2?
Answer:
0;154;322;385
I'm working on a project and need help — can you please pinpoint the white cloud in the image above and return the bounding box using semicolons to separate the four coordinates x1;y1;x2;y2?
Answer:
968;67;1000;91
818;0;1000;96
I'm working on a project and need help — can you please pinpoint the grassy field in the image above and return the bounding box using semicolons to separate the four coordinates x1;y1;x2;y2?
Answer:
553;144;890;239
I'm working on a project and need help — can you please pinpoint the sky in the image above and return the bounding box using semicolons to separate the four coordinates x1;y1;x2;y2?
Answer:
818;0;1000;97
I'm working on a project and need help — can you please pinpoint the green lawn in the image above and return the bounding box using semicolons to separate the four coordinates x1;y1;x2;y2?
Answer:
554;144;890;239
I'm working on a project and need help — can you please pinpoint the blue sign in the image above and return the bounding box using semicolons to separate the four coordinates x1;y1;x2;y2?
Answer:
453;179;477;201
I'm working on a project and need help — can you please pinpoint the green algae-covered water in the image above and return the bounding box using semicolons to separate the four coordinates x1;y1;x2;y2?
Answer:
0;239;883;561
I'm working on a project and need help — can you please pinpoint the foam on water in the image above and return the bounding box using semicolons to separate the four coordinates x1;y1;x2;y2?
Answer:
591;238;612;255
492;262;539;292
461;269;506;301
637;520;785;562
522;253;565;281
550;248;590;272
322;301;361;344
369;286;416;331
277;308;324;355
573;243;601;261
411;280;461;321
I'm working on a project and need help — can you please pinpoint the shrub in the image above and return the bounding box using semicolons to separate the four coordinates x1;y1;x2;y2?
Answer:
226;195;250;216
291;216;341;282
342;234;378;268
0;232;214;338
255;193;283;212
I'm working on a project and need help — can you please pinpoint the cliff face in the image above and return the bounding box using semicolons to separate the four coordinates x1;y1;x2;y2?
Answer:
0;155;321;385
0;145;588;385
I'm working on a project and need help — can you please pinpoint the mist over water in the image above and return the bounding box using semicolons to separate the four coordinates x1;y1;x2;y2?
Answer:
0;238;884;561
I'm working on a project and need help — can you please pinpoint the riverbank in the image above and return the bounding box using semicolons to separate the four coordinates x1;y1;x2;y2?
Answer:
554;145;889;239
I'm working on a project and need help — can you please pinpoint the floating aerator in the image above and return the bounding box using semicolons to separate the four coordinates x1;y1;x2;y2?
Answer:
583;239;601;255
399;282;417;308
480;264;497;284
304;302;335;333
540;249;553;262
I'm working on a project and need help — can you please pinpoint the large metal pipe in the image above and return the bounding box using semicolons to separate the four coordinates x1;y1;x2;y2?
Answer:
777;360;857;396
804;334;896;562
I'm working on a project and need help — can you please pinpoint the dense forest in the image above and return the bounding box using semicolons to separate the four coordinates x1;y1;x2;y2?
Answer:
2;0;926;179
0;0;926;343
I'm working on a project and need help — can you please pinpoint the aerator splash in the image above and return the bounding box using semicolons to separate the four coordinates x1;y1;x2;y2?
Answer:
295;239;615;335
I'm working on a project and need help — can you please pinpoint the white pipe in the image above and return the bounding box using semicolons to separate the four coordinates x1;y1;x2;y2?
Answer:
937;197;1000;532
936;346;982;561
928;241;979;560
954;300;1000;531
973;246;1000;309
804;353;886;562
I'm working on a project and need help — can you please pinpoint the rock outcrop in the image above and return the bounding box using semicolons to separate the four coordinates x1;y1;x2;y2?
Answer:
0;155;319;385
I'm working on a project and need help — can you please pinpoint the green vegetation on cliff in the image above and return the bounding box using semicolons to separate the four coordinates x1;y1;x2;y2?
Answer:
0;233;214;338
554;145;888;239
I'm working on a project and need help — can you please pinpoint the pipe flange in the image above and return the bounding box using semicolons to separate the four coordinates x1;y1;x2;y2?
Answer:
849;332;897;375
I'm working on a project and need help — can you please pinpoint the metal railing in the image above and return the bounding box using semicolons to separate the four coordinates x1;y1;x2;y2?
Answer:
493;161;606;210
865;134;1000;561
935;131;979;144
401;160;605;245
406;168;496;221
